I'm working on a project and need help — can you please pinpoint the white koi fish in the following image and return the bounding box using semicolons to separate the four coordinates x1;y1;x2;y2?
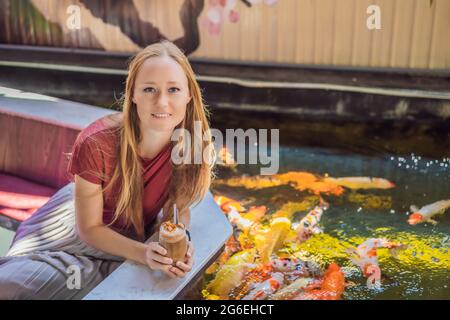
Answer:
408;199;450;225
270;277;315;300
295;200;329;242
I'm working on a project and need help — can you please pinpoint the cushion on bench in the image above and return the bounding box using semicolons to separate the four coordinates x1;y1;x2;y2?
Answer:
0;87;116;224
0;88;116;189
0;173;57;222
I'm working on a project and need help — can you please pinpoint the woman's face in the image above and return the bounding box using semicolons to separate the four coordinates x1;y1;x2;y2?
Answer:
132;56;191;133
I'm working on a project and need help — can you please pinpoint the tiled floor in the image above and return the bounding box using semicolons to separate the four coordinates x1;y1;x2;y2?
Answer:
0;227;14;256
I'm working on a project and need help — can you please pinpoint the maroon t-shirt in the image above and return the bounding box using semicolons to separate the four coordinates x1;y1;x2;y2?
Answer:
67;114;173;232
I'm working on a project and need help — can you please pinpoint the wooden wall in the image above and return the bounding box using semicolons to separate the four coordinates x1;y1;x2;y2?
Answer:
0;0;448;70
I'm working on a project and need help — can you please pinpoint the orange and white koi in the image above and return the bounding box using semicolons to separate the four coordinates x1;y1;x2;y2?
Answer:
348;238;402;289
226;209;256;231
291;263;345;300
323;176;395;190
241;205;267;222
408;199;450;225
214;195;246;213
230;262;273;300
227;205;268;232
242;272;284;300
294;200;329;242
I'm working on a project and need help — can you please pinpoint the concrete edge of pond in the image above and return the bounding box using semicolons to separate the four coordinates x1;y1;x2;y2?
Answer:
0;44;449;123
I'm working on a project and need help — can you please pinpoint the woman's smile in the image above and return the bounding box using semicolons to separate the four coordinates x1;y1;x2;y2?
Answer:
151;112;172;118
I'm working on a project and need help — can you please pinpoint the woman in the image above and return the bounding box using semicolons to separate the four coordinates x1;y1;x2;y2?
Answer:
0;40;215;299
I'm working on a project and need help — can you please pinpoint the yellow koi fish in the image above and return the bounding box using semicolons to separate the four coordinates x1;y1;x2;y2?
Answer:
207;249;257;297
254;217;292;263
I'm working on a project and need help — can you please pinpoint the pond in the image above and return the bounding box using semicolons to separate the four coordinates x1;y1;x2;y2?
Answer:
203;135;449;300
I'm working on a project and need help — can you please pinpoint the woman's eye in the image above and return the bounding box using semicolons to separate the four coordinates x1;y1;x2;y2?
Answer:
169;87;180;93
143;87;155;93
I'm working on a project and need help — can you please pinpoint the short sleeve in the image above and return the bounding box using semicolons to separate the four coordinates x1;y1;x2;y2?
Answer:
67;133;105;185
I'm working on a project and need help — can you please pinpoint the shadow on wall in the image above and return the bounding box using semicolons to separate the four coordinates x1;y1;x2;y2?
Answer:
0;0;205;54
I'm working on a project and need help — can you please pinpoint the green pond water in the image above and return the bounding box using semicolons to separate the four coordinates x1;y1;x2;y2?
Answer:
205;145;450;300
0;227;15;256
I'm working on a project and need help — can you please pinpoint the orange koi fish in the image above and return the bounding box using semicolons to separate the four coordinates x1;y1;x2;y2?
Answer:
292;263;345;300
214;195;246;213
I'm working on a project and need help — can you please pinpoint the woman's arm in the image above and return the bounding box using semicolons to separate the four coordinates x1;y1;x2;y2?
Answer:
74;175;148;265
74;175;192;278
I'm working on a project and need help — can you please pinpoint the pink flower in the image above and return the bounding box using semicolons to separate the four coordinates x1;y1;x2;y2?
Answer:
228;9;240;23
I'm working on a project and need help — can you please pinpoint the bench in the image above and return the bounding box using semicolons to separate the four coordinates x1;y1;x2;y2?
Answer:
0;86;115;229
0;86;232;299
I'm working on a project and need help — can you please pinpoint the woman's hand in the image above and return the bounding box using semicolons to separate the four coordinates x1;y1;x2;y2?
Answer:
145;242;177;278
144;241;194;278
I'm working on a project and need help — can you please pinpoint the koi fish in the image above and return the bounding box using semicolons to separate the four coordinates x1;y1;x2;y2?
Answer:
408;199;450;225
241;205;267;222
270;257;322;278
295;200;329;242
201;289;222;300
217;146;238;168
205;235;242;275
270;277;315;300
254;217;292;263
291;263;345;300
226;208;256;231
230;262;273;300
277;171;344;196
348;238;402;289
323;177;395;190
207;249;257;297
214;195;246;213
226;205;268;232
242;272;284;300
